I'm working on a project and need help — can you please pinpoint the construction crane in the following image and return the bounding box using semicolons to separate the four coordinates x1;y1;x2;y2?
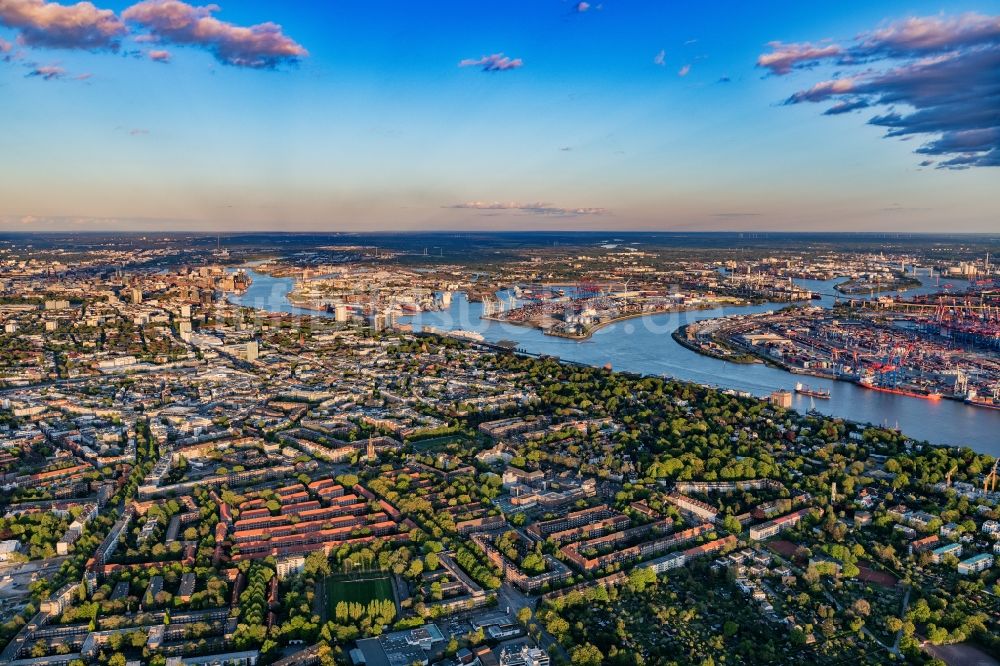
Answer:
984;460;999;493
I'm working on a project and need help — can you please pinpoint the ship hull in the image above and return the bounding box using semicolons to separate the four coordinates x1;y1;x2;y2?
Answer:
965;399;1000;411
859;382;942;400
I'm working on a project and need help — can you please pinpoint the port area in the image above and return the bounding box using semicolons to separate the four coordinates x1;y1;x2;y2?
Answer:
672;322;762;364
482;292;748;340
834;273;922;295
677;302;1000;408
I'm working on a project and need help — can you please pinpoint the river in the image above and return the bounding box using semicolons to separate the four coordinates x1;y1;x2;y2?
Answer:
229;268;1000;455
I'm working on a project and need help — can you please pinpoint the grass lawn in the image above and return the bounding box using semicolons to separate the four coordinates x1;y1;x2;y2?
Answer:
409;434;470;451
324;573;394;616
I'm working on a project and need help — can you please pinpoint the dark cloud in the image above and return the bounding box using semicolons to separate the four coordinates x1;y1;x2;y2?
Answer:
822;98;870;115
122;0;306;69
0;0;126;50
764;12;1000;168
854;13;1000;58
458;53;522;72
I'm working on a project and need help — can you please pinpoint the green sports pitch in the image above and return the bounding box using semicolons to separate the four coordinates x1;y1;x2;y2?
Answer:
324;573;394;614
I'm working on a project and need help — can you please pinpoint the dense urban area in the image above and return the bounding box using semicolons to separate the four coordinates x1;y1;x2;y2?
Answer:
0;232;998;666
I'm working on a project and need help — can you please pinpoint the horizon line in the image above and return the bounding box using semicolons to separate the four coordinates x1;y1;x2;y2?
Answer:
3;229;1000;237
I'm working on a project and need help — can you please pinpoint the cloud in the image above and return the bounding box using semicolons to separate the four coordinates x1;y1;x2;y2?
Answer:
768;12;1000;168
1;214;121;227
783;77;856;103
25;63;64;78
757;41;842;75
129;127;149;135
458;53;522;72
717;76;731;83
677;64;690;77
574;1;589;12
122;0;306;68
653;49;665;66
448;201;606;217
147;48;169;62
822;98;869;115
0;37;10;51
0;0;126;50
855;13;1000;58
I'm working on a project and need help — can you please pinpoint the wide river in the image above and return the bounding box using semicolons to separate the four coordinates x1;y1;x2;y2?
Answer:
230;268;1000;455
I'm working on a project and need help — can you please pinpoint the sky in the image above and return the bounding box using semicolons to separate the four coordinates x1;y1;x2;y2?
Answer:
1;0;998;232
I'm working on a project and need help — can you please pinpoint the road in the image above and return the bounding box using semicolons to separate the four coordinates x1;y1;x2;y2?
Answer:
892;586;912;655
495;583;569;662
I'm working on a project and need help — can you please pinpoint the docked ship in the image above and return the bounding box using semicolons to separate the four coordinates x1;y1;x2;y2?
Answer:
965;390;1000;411
447;329;486;342
858;376;942;400
795;382;830;399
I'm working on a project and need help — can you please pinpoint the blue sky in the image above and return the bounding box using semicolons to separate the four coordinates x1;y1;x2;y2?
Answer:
1;0;998;231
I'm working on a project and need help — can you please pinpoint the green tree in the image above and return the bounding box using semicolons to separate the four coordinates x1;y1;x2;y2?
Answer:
571;643;605;666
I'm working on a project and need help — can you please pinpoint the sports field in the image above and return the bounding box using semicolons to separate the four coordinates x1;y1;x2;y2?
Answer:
324;573;393;616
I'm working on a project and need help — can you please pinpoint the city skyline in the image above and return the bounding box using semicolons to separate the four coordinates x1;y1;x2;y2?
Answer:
2;0;999;232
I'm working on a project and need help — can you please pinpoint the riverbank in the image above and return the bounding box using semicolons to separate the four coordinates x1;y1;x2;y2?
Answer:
229;267;1000;454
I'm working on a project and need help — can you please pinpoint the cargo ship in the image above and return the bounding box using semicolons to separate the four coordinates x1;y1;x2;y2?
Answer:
858;376;942;400
965;391;1000;411
795;382;830;399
